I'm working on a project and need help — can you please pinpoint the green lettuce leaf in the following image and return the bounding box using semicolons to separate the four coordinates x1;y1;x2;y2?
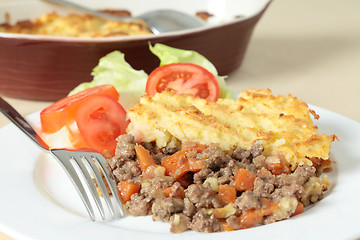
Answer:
68;51;148;109
149;43;233;98
69;44;232;108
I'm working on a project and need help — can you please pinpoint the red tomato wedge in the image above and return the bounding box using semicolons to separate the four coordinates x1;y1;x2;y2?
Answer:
40;84;119;134
72;94;129;154
145;63;220;102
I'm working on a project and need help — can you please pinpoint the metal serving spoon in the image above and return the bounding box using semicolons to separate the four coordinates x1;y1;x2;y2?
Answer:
43;0;205;34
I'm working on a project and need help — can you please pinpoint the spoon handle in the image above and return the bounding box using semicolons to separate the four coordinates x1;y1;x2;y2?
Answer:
0;97;49;150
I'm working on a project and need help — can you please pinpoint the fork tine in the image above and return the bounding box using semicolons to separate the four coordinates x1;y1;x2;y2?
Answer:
70;156;106;220
51;150;96;221
91;153;125;217
81;155;116;219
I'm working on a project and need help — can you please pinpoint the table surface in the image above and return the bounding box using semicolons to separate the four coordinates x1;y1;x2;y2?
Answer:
1;0;360;239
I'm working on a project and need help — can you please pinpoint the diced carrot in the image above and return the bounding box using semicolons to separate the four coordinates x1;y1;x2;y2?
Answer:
176;173;193;187
187;158;204;172
161;150;203;179
291;201;304;217
161;150;187;177
134;145;157;172
117;181;140;203
142;165;160;178
163;183;185;198
238;209;263;229
237;199;279;229
161;144;206;181
218;185;237;204
162;187;172;197
256;167;272;175
260;198;278;216
233;168;257;191
265;155;291;175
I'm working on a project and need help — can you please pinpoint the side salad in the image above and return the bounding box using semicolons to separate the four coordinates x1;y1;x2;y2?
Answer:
69;43;232;108
40;44;232;155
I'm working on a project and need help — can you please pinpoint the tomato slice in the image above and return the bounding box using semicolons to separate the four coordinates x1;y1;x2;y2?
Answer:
40;84;119;134
65;107;90;149
145;63;220;102
73;94;129;154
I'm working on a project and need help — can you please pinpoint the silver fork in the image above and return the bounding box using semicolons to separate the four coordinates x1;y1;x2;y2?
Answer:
0;97;124;221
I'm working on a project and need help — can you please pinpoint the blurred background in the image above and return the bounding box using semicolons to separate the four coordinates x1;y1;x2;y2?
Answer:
1;0;359;129
226;0;360;122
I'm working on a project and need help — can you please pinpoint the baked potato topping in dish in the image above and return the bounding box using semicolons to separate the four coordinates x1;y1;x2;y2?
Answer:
0;11;151;37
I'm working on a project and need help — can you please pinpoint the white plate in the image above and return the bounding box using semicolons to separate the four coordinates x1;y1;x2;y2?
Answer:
0;106;359;240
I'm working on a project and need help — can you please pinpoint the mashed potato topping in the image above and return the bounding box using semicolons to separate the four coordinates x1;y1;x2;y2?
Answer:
127;89;336;170
0;12;151;37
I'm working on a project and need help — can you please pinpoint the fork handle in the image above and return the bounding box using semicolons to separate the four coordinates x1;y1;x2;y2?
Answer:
0;97;49;150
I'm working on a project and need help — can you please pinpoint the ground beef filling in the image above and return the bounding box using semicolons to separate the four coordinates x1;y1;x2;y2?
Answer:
106;134;330;233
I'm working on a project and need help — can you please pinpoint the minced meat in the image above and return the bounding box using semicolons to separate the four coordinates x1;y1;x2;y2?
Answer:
106;134;331;233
